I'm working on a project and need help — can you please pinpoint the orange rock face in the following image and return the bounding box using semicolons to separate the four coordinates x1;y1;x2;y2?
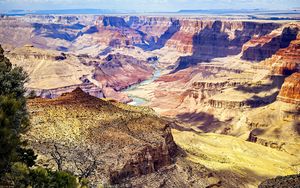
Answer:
166;20;280;56
277;72;300;105
261;28;300;75
242;26;299;62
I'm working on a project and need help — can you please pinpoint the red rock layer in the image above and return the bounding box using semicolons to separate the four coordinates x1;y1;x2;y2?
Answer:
261;27;300;75
93;53;154;91
166;20;280;54
242;26;299;62
271;35;300;75
277;72;300;105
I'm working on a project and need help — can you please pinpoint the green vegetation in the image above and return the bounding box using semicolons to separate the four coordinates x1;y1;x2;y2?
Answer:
0;45;84;187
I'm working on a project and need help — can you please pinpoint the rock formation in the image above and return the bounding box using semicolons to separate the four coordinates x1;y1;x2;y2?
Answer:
277;72;300;105
25;88;235;187
169;20;280;72
4;45;154;103
93;53;154;91
261;25;300;75
242;26;299;61
1;14;300;187
259;174;300;188
25;88;177;186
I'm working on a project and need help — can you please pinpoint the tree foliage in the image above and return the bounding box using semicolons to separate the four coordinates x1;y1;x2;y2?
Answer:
10;164;78;188
0;44;30;176
0;44;85;187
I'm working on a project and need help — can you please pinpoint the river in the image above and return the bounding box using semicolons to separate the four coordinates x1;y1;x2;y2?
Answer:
123;65;161;106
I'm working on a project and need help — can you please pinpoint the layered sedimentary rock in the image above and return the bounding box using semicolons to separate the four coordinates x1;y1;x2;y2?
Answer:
242;26;299;61
243;73;300;153
168;20;280;72
260;26;300;76
25;88;177;186
27;82;104;99
5;45;154;102
93;53;154;91
0;16;284;55
6;45;93;89
277;72;300;105
127;16;180;49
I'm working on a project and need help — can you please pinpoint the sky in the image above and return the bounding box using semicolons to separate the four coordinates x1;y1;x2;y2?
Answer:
0;0;300;12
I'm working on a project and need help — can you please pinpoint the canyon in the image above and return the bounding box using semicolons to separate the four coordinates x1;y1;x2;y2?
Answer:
0;14;299;187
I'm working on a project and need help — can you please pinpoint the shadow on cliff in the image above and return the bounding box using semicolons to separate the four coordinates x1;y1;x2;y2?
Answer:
176;112;232;133
136;19;181;51
236;75;285;94
242;27;299;61
235;75;285;108
172;21;280;73
33;23;85;42
286;110;300;135
215;168;270;187
294;122;300;135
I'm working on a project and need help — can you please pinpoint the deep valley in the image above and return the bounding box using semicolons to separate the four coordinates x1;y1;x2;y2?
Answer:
0;13;299;187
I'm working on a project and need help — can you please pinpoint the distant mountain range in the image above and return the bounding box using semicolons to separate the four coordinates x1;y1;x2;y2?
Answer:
1;8;300;16
1;9;132;15
177;9;300;15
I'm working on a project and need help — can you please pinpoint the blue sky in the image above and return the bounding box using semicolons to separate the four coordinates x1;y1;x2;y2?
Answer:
0;0;299;12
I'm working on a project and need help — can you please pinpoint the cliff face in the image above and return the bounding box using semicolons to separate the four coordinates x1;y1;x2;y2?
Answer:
169;21;280;72
277;72;300;105
93;53;154;91
242;26;299;61
6;45;94;89
6;46;153;103
127;16;180;49
167;21;279;56
27;82;104;99
259;27;300;76
241;73;300;153
25;88;177;186
0;16;283;55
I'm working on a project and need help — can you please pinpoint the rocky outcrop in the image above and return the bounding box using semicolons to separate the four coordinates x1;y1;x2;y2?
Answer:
247;131;288;151
25;88;177;186
242;27;299;61
0;16;283;55
277;72;300;105
187;80;246;102
169;20;280;72
192;80;243;90
127;16;180;49
110;138;175;184
259;174;300;188
93;53;154;91
27;82;104;99
260;26;300;76
208;99;249;109
168;20;279;54
6;45;155;103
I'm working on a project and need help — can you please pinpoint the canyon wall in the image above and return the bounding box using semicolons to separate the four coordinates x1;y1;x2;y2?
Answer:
277;72;300;105
5;45;153;103
25;88;177;186
242;26;299;62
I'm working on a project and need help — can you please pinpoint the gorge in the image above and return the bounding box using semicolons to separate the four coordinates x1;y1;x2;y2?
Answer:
0;13;299;187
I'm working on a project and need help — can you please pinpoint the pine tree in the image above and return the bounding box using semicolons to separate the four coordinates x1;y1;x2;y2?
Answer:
0;44;31;177
0;45;84;187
